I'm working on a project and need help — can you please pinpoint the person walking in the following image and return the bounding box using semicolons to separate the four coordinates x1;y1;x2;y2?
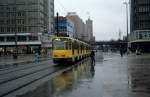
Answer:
35;52;39;63
120;49;123;57
120;45;124;57
90;50;95;64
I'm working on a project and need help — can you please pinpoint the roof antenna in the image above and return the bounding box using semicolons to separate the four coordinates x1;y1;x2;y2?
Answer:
87;12;90;19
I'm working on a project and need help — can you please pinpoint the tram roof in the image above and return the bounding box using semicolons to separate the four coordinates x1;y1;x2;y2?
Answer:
53;36;89;46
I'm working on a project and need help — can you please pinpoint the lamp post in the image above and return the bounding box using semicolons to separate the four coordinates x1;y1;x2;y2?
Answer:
123;1;129;52
13;0;18;59
56;12;59;36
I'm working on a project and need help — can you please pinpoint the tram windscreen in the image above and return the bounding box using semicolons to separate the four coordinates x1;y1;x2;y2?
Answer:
53;38;69;50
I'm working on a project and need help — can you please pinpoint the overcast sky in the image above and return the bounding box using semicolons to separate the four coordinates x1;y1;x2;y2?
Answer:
55;0;128;41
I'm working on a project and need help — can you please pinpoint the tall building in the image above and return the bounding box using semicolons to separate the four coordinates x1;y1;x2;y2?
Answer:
85;18;94;42
0;0;54;54
66;12;85;40
55;16;75;37
49;0;55;33
130;0;150;52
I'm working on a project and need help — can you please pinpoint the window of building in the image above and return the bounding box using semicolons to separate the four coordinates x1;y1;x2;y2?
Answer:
18;27;22;32
143;33;147;39
7;27;11;32
23;27;27;32
148;34;150;38
11;27;16;32
17;19;24;24
18;12;22;17
7;20;10;24
17;26;26;32
18;36;27;41
7;36;15;42
139;34;143;39
136;33;138;39
0;12;4;17
0;20;4;24
17;12;25;17
0;27;5;32
0;37;5;42
29;36;38;41
11;19;16;24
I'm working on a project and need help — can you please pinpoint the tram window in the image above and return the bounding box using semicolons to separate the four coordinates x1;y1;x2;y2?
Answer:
68;41;72;49
53;38;67;50
74;41;77;49
72;41;75;54
64;41;69;50
64;39;71;50
54;42;65;50
53;41;65;50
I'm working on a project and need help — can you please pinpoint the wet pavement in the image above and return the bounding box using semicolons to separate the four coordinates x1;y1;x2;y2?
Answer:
128;54;150;97
0;54;50;66
0;54;51;69
4;52;150;97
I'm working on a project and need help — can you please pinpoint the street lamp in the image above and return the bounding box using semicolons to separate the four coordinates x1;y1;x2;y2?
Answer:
56;12;59;36
123;1;129;51
13;0;18;59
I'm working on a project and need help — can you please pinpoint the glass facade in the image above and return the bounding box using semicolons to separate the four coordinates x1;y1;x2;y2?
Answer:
55;16;75;37
129;0;150;52
131;0;150;31
0;0;54;35
130;0;150;41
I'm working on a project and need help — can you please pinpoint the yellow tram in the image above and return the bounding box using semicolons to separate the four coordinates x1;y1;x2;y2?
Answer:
52;37;91;63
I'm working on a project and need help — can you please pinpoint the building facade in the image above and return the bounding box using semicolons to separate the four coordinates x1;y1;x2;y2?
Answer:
0;0;54;54
66;12;85;40
55;16;75;37
85;18;94;42
130;0;150;52
49;0;54;33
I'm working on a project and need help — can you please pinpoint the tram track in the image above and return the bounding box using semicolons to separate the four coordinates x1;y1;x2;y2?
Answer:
0;63;64;97
0;62;55;85
0;58;51;71
0;58;89;97
0;60;52;75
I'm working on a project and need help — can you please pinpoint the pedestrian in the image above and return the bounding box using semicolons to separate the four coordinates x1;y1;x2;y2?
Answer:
35;52;39;63
120;49;123;57
90;50;95;64
120;45;123;57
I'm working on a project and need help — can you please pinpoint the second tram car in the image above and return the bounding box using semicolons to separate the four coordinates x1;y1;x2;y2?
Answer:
52;37;90;63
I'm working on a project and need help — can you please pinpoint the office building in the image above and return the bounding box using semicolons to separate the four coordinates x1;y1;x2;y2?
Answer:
0;0;54;54
55;16;75;37
85;18;94;42
66;12;85;40
130;0;150;52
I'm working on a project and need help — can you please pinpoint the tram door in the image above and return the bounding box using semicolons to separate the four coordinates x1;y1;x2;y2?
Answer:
72;41;75;55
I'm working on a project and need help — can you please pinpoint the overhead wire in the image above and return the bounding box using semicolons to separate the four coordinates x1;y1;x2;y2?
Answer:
55;0;68;14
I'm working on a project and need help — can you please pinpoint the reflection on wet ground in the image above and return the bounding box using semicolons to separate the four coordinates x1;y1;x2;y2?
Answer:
52;60;95;97
17;58;95;97
16;52;150;97
128;55;150;97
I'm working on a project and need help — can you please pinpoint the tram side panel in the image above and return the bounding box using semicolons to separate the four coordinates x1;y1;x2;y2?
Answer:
52;37;91;64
